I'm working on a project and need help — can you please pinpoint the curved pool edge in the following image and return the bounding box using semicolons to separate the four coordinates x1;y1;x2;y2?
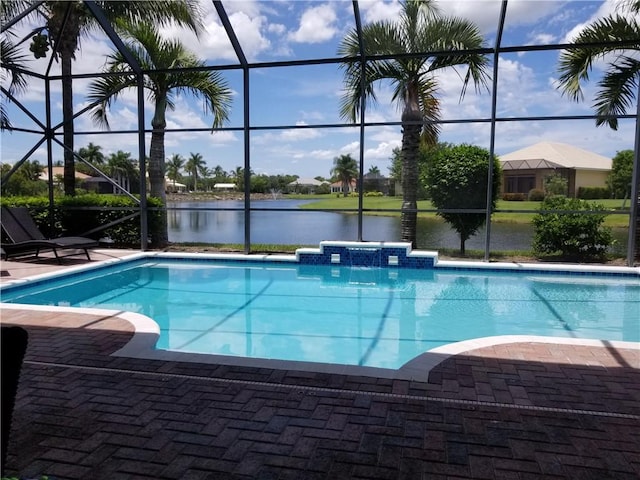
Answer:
1;251;638;383
2;302;637;383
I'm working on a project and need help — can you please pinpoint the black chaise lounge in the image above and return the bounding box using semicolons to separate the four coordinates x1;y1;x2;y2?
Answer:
1;206;99;263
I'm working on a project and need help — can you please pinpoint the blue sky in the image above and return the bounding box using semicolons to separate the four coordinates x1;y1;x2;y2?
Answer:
1;0;636;180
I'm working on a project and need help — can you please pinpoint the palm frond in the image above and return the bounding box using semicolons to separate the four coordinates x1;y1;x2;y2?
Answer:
89;1;203;36
172;69;232;128
593;56;639;130
87;58;137;129
419;17;490;98
0;38;30;95
1;103;10;131
557;14;640;102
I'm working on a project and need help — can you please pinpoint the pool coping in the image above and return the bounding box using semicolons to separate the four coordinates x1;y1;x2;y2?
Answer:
2;251;639;382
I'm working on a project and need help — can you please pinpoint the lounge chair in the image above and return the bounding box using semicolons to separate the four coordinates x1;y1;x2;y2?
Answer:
1;206;98;263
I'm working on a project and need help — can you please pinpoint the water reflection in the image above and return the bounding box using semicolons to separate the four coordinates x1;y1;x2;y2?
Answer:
167;200;628;253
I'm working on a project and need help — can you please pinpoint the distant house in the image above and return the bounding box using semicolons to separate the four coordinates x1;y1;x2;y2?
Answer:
213;183;236;191
39;166;90;184
166;180;187;193
330;179;357;194
288;178;326;193
362;172;391;195
499;142;612;197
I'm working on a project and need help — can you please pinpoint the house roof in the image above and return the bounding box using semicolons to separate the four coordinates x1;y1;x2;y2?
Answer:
39;166;91;181
499;142;612;171
289;178;326;186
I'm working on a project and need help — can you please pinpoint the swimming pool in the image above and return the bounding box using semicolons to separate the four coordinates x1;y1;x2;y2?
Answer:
2;250;639;378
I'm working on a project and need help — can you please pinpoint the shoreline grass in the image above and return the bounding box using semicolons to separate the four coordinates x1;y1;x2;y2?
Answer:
297;196;631;228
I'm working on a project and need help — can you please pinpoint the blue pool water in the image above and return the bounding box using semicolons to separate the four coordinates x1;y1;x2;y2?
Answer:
1;259;639;369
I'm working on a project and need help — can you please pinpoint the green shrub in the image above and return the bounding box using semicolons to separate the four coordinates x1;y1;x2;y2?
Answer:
364;191;383;197
426;144;501;254
577;186;611;199
502;193;526;201
528;188;545;201
532;196;613;259
0;194;164;247
544;173;568;196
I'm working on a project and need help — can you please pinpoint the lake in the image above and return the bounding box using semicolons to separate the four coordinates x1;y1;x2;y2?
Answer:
167;199;629;254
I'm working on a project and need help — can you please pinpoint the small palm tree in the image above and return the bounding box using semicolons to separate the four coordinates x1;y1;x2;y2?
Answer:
557;0;639;130
76;142;106;172
332;154;358;197
213;165;226;181
107;150;137;192
166;154;185;188
87;21;232;246
185;152;206;192
339;0;489;247
3;0;203;195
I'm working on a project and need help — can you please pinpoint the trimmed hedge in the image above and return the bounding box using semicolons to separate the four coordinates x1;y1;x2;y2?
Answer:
502;193;526;201
0;194;164;247
527;189;545;201
577;186;611;200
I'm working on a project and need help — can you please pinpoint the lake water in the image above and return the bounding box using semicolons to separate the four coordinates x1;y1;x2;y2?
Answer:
167;199;628;253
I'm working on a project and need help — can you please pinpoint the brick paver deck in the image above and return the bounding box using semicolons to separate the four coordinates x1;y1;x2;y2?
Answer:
1;308;639;479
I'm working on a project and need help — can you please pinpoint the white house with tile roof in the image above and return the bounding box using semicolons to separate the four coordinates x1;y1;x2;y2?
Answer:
499;142;612;197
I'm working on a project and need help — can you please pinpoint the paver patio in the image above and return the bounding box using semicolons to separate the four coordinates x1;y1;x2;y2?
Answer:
1;252;639;479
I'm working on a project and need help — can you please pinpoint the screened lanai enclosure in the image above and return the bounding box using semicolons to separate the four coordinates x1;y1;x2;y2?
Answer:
1;0;638;265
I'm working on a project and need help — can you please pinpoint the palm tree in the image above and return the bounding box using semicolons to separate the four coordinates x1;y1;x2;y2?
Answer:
339;0;489;247
107;150;137;192
87;21;232;246
185;152;206;192
368;166;381;176
331;154;358;197
213;165;226;181
3;1;203;195
556;0;639;130
76;142;106;174
166;154;185;188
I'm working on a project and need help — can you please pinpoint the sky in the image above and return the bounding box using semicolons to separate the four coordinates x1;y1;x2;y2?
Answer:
1;0;637;181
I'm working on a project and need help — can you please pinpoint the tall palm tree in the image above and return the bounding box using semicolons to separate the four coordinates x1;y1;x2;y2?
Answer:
339;0;489;247
556;0;639;130
87;21;232;246
166;153;185;188
331;154;358;197
3;0;203;195
185;152;206;192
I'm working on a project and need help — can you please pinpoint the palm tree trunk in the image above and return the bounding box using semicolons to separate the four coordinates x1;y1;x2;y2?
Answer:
149;103;168;247
61;54;75;196
400;110;422;248
49;2;82;197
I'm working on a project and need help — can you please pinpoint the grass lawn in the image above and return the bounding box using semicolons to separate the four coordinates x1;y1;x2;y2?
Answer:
297;195;631;228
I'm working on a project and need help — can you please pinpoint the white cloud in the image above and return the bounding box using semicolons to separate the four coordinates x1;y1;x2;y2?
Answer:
288;4;338;43
252;122;323;146
364;140;399;161
529;32;556;45
359;0;403;23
